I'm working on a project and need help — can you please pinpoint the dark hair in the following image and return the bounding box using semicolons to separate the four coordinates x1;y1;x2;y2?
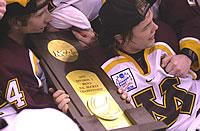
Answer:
114;29;133;50
0;14;32;40
0;0;49;40
98;0;151;47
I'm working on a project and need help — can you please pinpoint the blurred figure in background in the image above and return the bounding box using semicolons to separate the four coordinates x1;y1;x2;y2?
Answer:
0;0;6;19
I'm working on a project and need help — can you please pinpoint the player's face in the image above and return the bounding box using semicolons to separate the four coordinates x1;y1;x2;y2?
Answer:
19;0;52;33
123;9;158;53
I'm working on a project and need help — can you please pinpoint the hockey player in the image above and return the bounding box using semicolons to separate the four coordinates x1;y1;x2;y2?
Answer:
99;0;200;130
0;0;76;130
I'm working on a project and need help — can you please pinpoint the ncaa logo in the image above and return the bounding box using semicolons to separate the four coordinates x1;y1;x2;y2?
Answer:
111;68;137;92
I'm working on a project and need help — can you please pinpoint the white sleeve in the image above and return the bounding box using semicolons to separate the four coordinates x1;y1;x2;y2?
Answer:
28;50;48;91
51;0;80;6
151;0;161;18
197;0;200;5
50;4;91;29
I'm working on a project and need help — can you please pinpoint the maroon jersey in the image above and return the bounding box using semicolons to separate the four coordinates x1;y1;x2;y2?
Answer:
0;37;57;117
158;0;200;40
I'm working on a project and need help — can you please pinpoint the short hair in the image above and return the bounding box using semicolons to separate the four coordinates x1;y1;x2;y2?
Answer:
98;0;151;47
0;0;49;40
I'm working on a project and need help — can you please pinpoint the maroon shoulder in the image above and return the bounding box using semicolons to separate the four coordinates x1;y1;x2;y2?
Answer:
0;38;56;112
158;0;200;40
154;19;179;52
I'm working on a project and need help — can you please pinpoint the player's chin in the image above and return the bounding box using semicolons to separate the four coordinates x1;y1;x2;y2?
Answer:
147;39;155;47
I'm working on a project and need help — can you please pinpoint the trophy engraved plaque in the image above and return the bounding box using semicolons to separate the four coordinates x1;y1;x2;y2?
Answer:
26;31;167;131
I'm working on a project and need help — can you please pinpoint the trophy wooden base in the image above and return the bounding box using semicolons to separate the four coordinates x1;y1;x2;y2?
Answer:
26;31;167;131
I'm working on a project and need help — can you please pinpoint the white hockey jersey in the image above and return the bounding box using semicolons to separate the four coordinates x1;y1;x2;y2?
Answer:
101;42;200;130
49;0;103;29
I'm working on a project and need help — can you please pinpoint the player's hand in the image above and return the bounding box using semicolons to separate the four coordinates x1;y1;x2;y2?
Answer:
0;0;6;20
72;28;97;47
49;88;70;113
117;88;131;103
161;54;192;78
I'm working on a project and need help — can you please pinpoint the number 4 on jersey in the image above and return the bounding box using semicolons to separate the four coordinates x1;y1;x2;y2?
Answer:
6;78;27;109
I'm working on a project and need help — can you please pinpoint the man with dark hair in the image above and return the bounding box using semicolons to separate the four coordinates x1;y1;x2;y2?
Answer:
99;0;200;130
0;0;77;130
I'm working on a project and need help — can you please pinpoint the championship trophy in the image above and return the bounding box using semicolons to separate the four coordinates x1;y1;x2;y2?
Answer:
26;31;167;131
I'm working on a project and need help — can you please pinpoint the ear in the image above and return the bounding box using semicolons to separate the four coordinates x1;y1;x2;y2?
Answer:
114;34;123;44
9;18;22;30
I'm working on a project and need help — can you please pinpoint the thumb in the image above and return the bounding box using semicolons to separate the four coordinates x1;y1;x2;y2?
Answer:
72;29;86;38
161;55;173;68
71;30;88;47
49;88;55;94
117;88;123;94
